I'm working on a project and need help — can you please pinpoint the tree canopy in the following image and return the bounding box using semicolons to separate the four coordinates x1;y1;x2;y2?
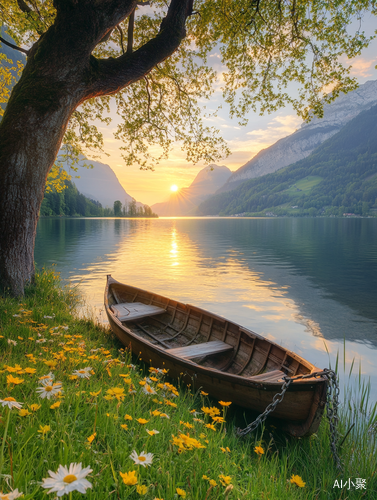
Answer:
1;0;377;295
2;0;376;169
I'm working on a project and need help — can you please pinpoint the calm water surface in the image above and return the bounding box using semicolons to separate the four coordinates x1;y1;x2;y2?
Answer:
35;217;377;403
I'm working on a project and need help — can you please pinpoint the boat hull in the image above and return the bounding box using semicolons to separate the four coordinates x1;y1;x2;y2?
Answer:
105;276;327;437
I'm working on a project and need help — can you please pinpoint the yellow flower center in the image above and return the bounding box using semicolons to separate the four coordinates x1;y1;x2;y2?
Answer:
3;397;16;402
138;456;146;462
45;386;53;392
63;474;77;484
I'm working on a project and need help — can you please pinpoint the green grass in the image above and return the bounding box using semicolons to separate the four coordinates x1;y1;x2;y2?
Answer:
285;176;324;196
0;270;376;499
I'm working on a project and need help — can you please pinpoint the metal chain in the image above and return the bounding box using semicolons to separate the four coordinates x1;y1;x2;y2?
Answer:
236;376;292;437
236;368;342;469
323;368;342;469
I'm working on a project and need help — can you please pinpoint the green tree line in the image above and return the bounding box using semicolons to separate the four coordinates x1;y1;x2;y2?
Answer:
40;180;157;218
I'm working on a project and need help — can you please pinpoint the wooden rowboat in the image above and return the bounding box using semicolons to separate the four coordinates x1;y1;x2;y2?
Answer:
104;275;327;437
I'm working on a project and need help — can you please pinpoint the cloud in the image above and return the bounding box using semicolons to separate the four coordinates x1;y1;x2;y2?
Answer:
347;56;377;78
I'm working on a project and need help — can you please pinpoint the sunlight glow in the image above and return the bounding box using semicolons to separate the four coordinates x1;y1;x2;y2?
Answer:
170;184;179;192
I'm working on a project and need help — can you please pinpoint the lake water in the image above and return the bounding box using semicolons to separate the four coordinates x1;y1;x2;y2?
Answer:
35;217;377;405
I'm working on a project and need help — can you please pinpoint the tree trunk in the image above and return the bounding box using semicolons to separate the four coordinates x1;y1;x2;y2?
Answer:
0;67;81;295
0;0;191;295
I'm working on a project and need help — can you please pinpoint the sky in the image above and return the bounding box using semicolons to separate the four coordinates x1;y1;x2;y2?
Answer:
91;20;377;207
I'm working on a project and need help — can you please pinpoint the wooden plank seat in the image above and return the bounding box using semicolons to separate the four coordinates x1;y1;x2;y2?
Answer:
111;302;166;322
167;340;233;360
249;370;285;383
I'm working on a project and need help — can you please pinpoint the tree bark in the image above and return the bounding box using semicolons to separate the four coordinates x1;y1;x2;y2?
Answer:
0;0;192;295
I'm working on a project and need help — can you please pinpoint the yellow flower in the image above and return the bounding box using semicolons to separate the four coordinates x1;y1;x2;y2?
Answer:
139;381;146;386
151;409;161;417
290;475;306;487
119;470;137;486
202;475;210;480
218;401;232;407
200;391;208;396
136;484;148;495
219;474;232;486
87;432;96;444
212;416;225;423
254;446;264;456
38;425;51;436
180;421;194;429
149;376;158;382
24;367;37;375
19;409;31;417
106;387;125;401
50;401;61;410
220;447;231;453
124;414;133;421
44;360;57;369
176;488;186;498
30;404;41;411
6;364;23;373
136;418;149;425
209;479;217;487
119;375;132;384
6;374;24;385
205;423;216;431
90;389;102;397
164;400;177;408
121;424;128;430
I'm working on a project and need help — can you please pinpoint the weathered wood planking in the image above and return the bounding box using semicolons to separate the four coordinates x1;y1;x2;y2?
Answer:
168;340;234;359
111;302;166;321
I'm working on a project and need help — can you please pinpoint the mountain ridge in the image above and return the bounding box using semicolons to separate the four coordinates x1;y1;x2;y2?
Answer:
217;79;377;193
197;103;377;217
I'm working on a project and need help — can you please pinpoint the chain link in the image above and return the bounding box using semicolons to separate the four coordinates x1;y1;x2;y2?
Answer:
236;368;342;469
323;368;342;469
236;376;292;437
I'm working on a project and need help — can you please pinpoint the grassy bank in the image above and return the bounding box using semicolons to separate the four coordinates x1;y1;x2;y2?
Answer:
0;271;376;499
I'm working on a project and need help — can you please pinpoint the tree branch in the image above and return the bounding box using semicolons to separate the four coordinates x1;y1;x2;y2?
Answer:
86;0;194;98
0;36;29;55
17;0;32;13
127;8;135;55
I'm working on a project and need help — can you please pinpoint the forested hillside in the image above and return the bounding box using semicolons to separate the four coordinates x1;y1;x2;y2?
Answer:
40;180;157;217
198;104;377;217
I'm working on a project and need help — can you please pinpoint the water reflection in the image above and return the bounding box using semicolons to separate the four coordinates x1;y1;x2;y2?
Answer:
35;217;377;401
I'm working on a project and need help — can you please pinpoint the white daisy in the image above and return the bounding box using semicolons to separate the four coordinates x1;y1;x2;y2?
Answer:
146;429;160;436
36;379;63;399
42;462;92;497
36;339;46;344
0;488;24;499
129;450;153;467
7;339;17;346
143;384;156;395
72;367;92;379
0;398;23;410
39;372;55;383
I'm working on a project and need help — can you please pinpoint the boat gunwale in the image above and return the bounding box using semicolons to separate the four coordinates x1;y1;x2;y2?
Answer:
104;276;326;389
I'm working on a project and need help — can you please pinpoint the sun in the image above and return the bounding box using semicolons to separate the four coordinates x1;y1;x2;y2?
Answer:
170;184;179;192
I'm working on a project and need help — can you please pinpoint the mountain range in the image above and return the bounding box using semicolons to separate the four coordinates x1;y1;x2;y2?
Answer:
151;164;232;216
217;79;377;194
198;103;377;217
60;156;139;208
